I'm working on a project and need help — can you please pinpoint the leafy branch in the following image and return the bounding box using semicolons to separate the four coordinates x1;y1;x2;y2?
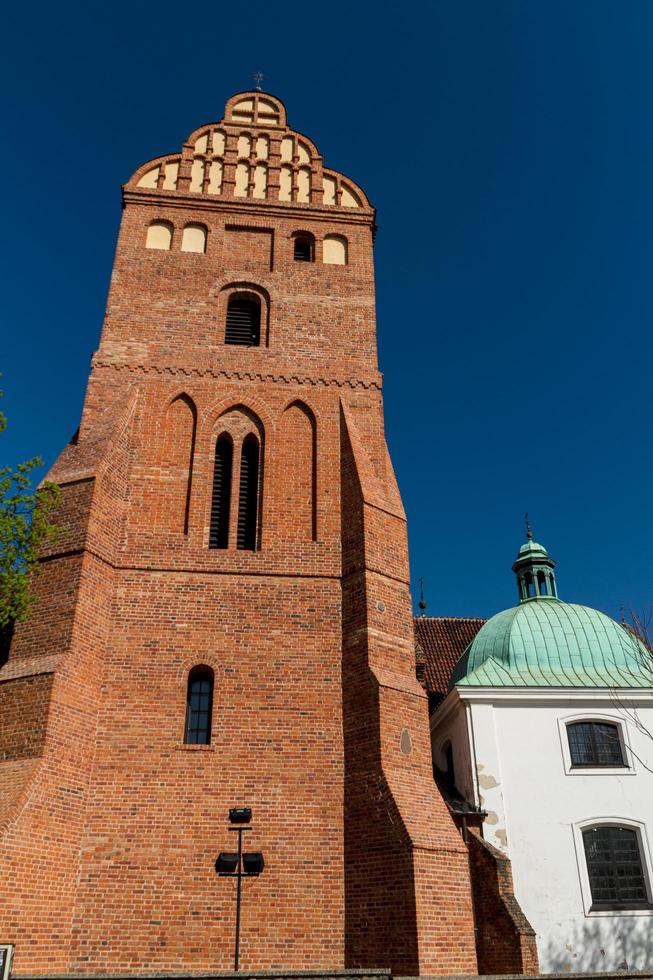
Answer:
0;387;59;630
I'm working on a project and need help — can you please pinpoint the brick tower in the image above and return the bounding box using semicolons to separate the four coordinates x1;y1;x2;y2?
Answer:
0;92;478;976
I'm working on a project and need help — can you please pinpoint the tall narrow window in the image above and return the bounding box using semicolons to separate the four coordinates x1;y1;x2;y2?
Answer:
209;434;233;549
237;434;260;550
225;295;261;346
583;826;650;910
184;666;214;745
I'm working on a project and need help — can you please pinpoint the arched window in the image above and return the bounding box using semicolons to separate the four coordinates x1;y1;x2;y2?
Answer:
293;234;314;262
237;434;260;550
582;825;650;910
537;570;547;595
209;434;233;549
323;234;347;265
184;666;214;745
225;295;261;346
145;220;173;250
525;574;536;598
181;223;207;253
567;721;625;767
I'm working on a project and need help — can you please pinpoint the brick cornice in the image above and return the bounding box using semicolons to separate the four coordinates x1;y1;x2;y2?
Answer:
123;188;376;227
91;358;382;390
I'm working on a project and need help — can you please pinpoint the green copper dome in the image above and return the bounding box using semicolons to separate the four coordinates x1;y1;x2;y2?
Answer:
451;600;653;688
451;533;653;689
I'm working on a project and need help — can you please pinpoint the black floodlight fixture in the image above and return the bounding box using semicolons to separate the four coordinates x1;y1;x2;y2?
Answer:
215;852;239;875
218;807;264;970
229;807;252;824
242;852;265;876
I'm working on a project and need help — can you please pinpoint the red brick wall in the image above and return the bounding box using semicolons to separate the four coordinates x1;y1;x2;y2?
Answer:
0;674;52;760
467;831;539;975
0;92;483;976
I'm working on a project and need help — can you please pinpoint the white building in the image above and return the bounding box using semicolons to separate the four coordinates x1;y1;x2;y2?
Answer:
430;534;653;973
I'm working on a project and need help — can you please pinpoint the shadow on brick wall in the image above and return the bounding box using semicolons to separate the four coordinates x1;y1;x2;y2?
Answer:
467;832;539;975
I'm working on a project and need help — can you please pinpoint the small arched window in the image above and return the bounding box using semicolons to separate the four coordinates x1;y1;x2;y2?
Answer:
323;234;347;265
181;223;207;253
146;220;173;250
525;574;536;598
237;434;260;550
567;721;625;767
293;234;314;262
184;666;214;744
225;295;261;346
537;571;547;595
209;434;233;549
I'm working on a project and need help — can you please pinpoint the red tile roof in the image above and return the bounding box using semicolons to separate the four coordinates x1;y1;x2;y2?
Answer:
414;616;486;705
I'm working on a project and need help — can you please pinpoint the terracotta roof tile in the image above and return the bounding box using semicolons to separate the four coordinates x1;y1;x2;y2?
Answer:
414;616;486;706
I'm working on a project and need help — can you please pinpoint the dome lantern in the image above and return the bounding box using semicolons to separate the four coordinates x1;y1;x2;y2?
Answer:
511;518;557;603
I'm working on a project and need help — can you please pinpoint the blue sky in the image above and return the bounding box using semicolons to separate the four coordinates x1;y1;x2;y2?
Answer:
2;1;652;620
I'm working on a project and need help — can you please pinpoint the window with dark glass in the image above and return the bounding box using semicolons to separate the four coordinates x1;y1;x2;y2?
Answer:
568;721;625;767
293;235;313;262
237;434;260;550
583;826;650;910
209;434;232;549
184;667;214;745
225;295;261;346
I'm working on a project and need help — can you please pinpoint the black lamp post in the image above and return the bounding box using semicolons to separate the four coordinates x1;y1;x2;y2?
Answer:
215;807;265;971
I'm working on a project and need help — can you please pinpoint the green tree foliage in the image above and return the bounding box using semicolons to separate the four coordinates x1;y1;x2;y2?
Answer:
0;389;59;630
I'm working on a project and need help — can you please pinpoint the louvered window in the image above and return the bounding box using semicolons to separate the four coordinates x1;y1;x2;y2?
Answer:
583;826;650;909
184;666;214;745
568;722;625;767
225;296;261;346
293;236;313;261
209;434;232;549
237;434;260;550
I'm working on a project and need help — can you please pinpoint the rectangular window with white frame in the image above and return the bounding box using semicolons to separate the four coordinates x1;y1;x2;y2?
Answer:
558;713;634;776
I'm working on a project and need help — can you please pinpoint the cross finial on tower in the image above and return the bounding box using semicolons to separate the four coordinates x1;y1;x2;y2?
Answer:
525;512;533;540
253;71;264;91
418;577;427;615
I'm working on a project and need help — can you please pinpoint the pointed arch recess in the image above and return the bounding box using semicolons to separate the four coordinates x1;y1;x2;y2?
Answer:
278;401;317;542
158;394;197;534
211;405;265;551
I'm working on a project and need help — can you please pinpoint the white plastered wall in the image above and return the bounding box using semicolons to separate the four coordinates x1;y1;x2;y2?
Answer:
439;689;653;973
